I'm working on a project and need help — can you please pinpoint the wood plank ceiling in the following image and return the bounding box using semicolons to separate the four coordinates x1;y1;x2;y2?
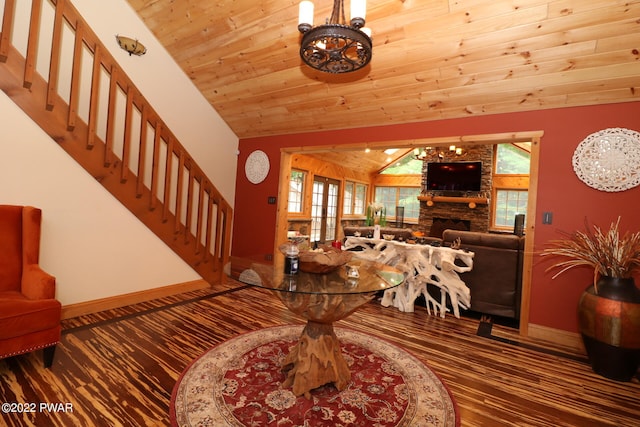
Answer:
126;0;640;140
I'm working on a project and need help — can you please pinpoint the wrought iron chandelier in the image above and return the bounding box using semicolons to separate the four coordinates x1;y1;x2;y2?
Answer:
414;145;467;161
297;0;372;73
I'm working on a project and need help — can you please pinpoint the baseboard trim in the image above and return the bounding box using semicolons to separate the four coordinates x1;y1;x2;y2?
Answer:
527;323;585;353
61;280;210;320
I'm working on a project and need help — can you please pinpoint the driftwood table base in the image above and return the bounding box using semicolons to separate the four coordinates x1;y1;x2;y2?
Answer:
281;321;351;399
231;258;404;399
277;285;379;397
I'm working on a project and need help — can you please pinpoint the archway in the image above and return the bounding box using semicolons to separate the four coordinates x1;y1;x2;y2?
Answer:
275;131;543;336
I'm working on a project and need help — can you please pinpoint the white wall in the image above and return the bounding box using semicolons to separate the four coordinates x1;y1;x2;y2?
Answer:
0;0;239;306
73;0;239;206
0;93;201;305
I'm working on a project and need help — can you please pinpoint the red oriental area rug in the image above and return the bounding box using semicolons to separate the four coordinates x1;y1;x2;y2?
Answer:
171;325;459;426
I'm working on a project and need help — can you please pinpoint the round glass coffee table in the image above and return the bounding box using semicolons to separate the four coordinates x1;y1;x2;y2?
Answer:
227;257;404;398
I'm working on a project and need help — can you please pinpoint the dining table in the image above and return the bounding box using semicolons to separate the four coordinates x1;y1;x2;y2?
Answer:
226;256;405;398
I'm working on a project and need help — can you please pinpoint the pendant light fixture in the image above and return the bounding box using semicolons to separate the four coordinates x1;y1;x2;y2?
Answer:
115;35;147;56
297;0;372;73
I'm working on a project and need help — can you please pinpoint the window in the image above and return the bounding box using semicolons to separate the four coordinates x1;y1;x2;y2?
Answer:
343;181;367;215
494;189;528;228
380;153;423;174
288;169;306;213
398;188;420;220
374;186;420;222
354;183;366;215
495;143;530;174
492;143;531;230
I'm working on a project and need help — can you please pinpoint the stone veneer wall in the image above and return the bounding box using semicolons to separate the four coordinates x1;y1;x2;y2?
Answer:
418;145;493;235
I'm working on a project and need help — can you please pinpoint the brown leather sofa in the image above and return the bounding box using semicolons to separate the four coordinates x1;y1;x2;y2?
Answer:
442;229;524;320
343;225;524;320
0;205;61;367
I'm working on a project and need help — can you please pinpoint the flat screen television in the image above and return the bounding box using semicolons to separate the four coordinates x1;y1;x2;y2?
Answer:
426;161;482;193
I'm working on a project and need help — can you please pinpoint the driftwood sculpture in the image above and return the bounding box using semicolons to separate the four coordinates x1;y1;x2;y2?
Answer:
344;236;474;318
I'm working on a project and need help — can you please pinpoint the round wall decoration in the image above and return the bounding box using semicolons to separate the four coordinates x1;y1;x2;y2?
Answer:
572;127;640;192
244;150;270;184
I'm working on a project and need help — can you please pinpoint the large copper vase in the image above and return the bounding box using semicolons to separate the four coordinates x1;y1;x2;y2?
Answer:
578;277;640;381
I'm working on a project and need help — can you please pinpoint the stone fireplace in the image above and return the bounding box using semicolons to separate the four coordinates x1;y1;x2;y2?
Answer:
418;145;493;235
429;217;471;239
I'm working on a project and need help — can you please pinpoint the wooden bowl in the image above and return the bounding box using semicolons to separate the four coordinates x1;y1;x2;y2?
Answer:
298;246;353;274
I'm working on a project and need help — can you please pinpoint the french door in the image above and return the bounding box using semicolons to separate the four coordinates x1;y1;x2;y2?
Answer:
310;176;340;244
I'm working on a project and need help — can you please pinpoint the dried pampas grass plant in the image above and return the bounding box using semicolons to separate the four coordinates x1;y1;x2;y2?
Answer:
541;217;640;293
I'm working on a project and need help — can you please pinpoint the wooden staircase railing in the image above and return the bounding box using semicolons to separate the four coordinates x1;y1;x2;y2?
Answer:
0;0;233;284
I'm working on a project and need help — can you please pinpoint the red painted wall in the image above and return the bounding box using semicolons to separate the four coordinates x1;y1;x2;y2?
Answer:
233;102;640;333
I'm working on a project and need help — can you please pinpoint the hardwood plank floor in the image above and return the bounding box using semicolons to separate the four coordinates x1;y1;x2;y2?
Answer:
1;281;638;426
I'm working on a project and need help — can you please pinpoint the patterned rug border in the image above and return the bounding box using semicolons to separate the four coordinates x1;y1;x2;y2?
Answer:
170;324;460;427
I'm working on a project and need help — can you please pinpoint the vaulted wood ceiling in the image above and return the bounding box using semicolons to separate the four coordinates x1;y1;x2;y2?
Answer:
127;0;640;140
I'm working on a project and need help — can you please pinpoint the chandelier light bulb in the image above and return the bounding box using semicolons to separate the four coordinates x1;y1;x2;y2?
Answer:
298;1;314;32
350;0;366;27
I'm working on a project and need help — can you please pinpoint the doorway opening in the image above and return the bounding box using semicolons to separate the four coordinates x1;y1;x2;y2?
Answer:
276;131;542;337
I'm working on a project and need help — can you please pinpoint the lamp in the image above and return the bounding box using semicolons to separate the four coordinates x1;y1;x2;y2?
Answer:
115;35;147;56
413;146;467;161
297;0;372;73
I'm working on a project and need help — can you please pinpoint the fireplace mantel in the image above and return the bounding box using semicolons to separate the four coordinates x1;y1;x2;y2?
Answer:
417;195;489;209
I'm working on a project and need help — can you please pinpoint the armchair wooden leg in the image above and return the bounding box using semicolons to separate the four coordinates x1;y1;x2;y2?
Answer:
43;345;56;368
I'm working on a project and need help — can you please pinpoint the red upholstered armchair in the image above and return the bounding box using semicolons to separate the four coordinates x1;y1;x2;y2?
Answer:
0;205;61;367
